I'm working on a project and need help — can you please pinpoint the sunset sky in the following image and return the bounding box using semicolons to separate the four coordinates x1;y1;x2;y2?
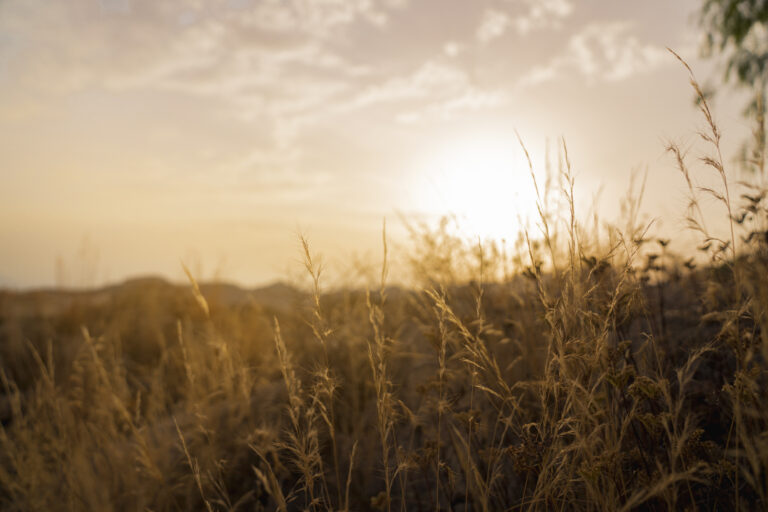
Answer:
0;0;753;288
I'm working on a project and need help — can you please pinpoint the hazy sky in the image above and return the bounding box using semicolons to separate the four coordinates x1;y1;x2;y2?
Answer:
0;0;753;288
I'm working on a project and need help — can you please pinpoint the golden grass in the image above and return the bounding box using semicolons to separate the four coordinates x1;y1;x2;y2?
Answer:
1;56;768;511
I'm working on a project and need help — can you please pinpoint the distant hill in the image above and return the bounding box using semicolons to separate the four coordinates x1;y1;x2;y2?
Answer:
0;277;305;318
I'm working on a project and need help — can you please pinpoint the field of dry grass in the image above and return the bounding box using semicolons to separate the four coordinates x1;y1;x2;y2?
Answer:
1;61;768;511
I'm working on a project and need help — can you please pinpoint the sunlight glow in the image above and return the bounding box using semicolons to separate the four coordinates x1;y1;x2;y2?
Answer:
418;135;539;240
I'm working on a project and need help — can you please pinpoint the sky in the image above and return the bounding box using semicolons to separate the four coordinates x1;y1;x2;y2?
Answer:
0;0;755;288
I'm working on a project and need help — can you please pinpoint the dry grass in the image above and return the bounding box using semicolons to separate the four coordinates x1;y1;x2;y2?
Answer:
1;56;768;511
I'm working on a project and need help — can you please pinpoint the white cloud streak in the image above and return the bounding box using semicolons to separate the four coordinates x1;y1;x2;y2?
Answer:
477;9;511;43
521;22;669;85
505;0;574;35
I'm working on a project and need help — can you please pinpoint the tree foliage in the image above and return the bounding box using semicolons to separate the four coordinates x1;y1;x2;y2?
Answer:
700;1;768;172
701;0;768;88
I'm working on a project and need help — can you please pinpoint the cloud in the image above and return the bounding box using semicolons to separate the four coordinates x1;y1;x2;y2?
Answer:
346;58;507;122
443;41;462;57
505;0;574;35
0;0;427;209
351;61;468;106
0;0;414;171
475;0;574;42
0;0;391;100
477;9;511;43
521;22;669;85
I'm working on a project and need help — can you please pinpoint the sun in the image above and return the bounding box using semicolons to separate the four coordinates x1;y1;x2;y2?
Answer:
416;134;539;240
